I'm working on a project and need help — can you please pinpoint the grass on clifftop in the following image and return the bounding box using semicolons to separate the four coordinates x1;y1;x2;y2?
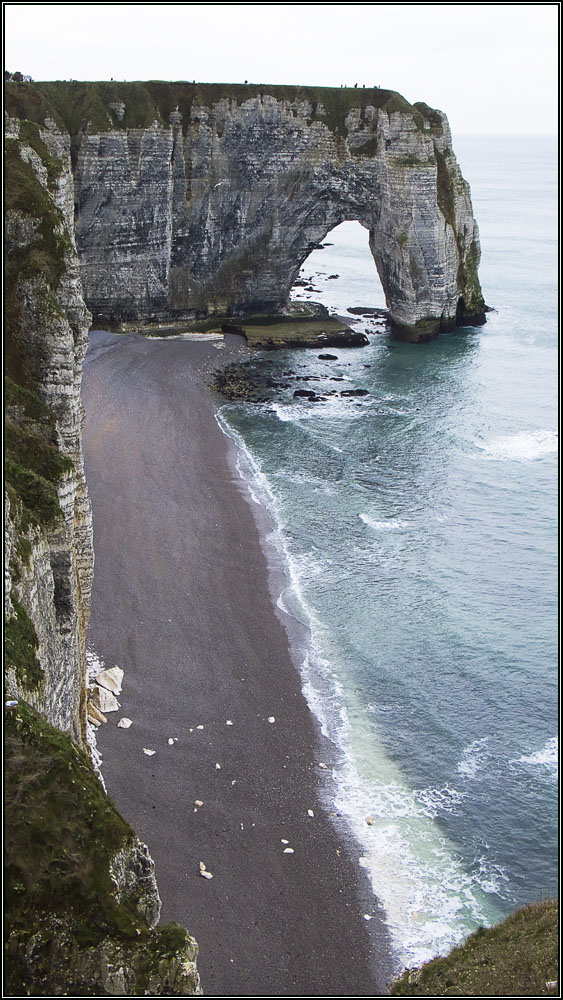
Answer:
390;901;559;996
5;79;445;138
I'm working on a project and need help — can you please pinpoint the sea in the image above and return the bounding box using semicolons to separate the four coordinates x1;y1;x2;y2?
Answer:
216;135;559;973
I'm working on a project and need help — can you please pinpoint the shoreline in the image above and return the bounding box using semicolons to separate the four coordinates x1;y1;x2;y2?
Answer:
82;328;394;996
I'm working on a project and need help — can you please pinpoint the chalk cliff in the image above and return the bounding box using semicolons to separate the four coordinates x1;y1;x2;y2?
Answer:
4;114;200;995
5;81;486;342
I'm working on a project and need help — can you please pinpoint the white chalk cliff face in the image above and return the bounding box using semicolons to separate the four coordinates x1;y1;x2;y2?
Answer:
7;82;485;342
4;115;93;743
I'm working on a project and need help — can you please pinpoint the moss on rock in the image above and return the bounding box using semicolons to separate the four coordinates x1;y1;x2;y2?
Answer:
4;702;201;995
5;598;43;690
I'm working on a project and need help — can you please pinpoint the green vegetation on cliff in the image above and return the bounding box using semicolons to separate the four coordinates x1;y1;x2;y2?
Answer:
4;599;43;690
5;702;200;995
5;124;75;534
5;123;72;391
390;901;559;997
5;403;73;530
5;703;137;944
5;78;445;139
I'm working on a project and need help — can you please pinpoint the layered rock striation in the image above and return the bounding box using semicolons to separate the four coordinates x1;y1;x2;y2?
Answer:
4;113;200;995
5;81;486;342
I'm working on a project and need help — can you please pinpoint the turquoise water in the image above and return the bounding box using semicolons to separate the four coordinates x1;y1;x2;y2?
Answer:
218;136;558;970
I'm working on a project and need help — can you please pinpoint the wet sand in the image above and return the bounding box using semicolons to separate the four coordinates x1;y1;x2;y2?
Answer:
82;329;393;996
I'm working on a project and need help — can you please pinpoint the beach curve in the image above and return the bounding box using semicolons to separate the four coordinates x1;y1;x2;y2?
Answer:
82;328;393;996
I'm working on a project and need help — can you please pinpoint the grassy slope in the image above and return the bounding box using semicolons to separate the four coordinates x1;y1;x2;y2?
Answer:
390;901;559;997
4;702;197;995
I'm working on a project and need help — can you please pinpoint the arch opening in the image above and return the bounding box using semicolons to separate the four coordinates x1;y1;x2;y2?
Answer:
289;221;387;319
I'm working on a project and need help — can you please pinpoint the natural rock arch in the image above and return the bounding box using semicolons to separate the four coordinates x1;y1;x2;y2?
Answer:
6;81;486;342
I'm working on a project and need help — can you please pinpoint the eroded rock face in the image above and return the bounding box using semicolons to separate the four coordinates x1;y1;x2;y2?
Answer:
4;115;93;743
110;842;162;929
6;82;486;341
6;914;201;997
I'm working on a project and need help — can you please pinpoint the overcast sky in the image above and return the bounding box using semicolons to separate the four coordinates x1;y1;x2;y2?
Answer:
4;3;559;135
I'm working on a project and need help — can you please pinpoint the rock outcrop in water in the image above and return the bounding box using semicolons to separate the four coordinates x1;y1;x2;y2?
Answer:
4;113;200;996
5;81;486;342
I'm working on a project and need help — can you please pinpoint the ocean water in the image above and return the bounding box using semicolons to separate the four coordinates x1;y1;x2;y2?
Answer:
217;136;558;972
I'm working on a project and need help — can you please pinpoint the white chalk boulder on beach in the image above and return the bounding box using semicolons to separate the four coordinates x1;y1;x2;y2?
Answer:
143;748;156;756
96;665;124;695
87;702;107;726
92;684;120;714
117;717;133;729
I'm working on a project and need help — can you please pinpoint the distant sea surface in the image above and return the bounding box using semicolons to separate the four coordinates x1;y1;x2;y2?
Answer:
217;136;558;971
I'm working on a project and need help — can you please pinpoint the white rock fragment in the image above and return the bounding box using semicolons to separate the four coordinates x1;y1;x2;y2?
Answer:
96;666;124;695
319;762;328;769
200;870;213;879
143;748;156;756
226;720;233;726
197;725;204;730
283;848;294;854
199;862;213;879
281;839;289;845
92;684;120;713
366;815;374;826
168;738;174;745
215;763;221;770
307;809;315;818
364;914;373;921
87;703;107;726
268;716;275;724
117;717;132;729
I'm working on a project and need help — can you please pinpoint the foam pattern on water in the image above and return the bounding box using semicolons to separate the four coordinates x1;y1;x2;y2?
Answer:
511;736;558;781
479;429;558;462
215;410;507;969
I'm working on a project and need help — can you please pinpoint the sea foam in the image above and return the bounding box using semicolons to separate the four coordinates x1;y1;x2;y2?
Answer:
480;429;557;462
513;736;558;780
